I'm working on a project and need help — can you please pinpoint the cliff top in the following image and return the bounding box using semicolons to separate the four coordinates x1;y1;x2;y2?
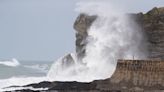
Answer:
147;7;164;15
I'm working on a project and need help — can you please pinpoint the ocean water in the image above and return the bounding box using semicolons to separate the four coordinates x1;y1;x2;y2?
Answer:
0;59;53;91
0;59;52;79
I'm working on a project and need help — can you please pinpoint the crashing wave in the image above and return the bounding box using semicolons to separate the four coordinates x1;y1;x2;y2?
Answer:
0;58;20;67
47;1;147;82
0;76;47;91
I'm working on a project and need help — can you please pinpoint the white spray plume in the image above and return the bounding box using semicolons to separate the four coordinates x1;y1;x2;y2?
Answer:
47;1;147;82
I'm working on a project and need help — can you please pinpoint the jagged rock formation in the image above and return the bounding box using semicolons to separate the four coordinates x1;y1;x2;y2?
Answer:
51;14;97;70
140;7;164;59
59;54;75;70
74;7;164;61
74;14;97;62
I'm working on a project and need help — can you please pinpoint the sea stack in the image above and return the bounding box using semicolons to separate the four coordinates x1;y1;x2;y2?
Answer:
74;14;97;62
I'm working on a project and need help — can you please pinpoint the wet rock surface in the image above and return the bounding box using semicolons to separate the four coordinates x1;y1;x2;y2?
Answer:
59;54;75;70
74;13;97;62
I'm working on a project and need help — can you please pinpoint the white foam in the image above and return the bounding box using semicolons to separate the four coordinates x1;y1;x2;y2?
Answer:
2;86;48;92
0;58;20;67
0;76;47;91
47;0;147;82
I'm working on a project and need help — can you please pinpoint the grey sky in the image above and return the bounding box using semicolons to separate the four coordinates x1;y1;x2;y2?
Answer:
0;0;164;61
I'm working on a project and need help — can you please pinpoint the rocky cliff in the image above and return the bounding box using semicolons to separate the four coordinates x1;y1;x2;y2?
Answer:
139;7;164;59
74;7;164;61
74;14;97;62
53;14;97;70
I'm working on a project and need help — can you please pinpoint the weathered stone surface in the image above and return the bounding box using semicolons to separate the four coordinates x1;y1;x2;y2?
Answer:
74;7;164;60
140;7;164;59
74;13;97;62
108;60;164;91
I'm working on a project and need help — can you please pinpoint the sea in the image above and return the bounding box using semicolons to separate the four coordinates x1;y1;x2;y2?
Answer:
0;58;53;91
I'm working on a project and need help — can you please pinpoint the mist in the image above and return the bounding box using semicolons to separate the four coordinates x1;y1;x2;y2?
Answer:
47;1;148;82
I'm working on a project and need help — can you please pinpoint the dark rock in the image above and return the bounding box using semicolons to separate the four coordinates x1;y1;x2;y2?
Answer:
49;81;96;90
74;7;164;60
140;7;164;60
6;89;40;92
60;54;75;70
24;81;52;88
74;13;97;62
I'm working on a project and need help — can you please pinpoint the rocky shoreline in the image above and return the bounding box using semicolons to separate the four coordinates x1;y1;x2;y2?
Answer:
6;60;164;92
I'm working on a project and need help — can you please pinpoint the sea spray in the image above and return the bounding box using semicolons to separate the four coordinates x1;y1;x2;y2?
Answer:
78;1;148;79
47;1;148;82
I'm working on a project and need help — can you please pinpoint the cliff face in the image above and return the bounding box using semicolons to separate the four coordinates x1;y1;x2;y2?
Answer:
73;7;164;61
140;7;164;59
54;14;97;69
74;14;97;62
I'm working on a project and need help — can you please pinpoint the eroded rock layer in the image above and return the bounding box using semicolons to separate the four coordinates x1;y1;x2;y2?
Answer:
107;60;164;91
141;7;164;59
73;7;164;60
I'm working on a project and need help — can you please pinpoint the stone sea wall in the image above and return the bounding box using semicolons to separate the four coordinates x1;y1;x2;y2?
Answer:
108;60;164;91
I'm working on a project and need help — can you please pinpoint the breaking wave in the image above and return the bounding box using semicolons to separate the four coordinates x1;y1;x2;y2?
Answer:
0;58;20;67
0;77;47;92
47;1;147;82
